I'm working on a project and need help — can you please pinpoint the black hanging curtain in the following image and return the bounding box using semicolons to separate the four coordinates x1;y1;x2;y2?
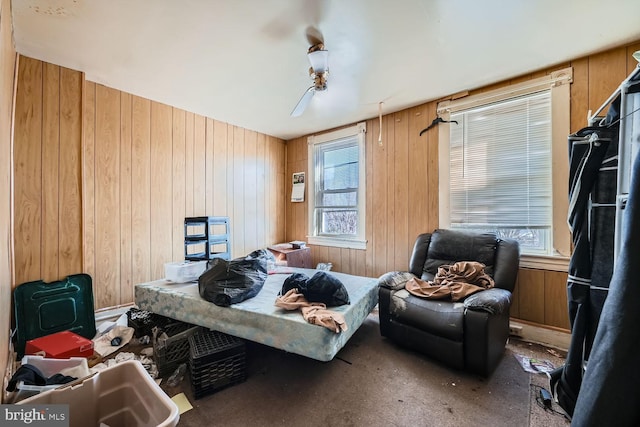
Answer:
549;119;618;419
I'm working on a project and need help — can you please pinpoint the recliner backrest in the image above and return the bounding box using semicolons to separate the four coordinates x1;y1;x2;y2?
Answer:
409;229;520;292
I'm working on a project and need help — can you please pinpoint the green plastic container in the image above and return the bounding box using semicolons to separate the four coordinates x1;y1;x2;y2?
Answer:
13;274;96;358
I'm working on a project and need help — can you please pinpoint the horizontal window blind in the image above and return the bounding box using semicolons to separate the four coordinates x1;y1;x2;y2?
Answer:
449;90;552;232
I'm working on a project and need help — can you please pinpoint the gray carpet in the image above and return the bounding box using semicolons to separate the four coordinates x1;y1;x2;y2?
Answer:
167;313;531;427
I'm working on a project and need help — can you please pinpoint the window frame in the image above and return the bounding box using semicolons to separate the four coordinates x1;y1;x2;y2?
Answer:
307;122;367;249
437;68;573;271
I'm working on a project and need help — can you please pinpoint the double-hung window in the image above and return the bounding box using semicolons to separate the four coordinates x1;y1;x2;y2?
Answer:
438;68;573;268
307;122;366;249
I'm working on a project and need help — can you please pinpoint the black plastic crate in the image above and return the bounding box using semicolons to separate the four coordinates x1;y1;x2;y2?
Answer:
188;330;246;399
127;308;172;338
153;321;201;377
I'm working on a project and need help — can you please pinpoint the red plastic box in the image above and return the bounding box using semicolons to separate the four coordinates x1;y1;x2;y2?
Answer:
25;330;94;359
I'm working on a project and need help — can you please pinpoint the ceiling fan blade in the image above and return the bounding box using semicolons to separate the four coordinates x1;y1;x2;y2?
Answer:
291;86;316;117
305;25;324;46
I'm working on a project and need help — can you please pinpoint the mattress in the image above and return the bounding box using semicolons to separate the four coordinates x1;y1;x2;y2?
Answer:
134;268;379;362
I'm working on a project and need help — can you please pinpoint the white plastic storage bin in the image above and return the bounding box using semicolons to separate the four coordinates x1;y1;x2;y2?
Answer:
18;360;179;427
164;260;207;283
15;355;90;402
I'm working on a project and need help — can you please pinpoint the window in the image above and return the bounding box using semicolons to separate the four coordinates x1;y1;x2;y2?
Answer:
307;122;366;249
438;68;572;268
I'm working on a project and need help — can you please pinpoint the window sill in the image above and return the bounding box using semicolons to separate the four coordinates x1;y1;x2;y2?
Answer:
519;254;569;272
307;236;367;250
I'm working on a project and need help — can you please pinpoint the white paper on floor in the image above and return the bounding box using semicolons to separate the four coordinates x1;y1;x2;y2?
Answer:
514;353;555;374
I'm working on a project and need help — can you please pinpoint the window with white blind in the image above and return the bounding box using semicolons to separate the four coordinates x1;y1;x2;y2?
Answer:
307;122;367;249
438;68;573;265
449;91;552;254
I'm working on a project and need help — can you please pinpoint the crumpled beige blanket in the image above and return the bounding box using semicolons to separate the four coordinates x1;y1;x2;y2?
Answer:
275;288;347;333
405;261;494;301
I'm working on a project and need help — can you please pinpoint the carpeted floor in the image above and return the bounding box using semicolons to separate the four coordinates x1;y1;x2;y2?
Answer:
163;313;561;427
509;338;570;427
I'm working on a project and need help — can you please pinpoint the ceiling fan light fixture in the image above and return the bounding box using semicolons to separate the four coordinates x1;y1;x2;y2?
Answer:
308;49;329;73
291;41;329;117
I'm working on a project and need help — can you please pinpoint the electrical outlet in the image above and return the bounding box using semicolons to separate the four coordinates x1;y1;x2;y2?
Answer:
509;324;523;338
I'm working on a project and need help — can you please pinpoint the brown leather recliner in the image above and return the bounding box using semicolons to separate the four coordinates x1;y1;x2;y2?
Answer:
378;229;520;376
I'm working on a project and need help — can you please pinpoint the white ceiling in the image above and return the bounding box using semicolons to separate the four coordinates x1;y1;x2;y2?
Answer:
11;0;640;140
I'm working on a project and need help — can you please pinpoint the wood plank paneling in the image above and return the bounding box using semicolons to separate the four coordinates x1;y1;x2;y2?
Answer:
384;114;394;273
184;111;195;217
588;47;628;113
570;58;589;134
544;270;570;330
212;120;228;216
58;67;82;277
192;114;206;216
425;102;439;233
256;133;266;245
149;102;173;280
42;63;60;282
364;121;374;275
244;130;258;252
627;43;640;73
172;109;186;262
94;84;121;308
408;104;431;253
516;269;545;324
393;110;409;271
131;96;151;286
119;93;133;303
82;80;96;283
271;136;286;246
233;126;245;256
204;118;214;216
372;115;388;278
510;275;520;319
14;57;43;286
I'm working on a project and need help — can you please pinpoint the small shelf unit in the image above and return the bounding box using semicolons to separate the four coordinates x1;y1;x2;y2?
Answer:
184;216;231;261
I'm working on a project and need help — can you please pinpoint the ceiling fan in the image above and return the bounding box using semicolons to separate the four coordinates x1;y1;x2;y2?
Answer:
291;42;329;117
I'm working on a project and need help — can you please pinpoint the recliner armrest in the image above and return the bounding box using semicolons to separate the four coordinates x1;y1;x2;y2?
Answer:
377;271;416;290
463;288;512;315
493;238;520;292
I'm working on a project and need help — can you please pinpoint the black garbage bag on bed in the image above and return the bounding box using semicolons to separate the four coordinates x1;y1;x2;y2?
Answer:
198;249;268;307
281;271;350;307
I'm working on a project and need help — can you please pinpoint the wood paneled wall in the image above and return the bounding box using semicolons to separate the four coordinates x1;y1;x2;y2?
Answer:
13;56;286;310
13;58;83;289
285;41;640;332
1;0;17;393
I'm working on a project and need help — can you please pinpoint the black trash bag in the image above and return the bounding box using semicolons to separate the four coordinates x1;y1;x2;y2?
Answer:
281;273;310;295
198;250;268;307
280;271;350;307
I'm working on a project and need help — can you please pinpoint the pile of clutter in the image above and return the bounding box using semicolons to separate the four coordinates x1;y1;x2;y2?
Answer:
90;307;160;379
5;306;194;404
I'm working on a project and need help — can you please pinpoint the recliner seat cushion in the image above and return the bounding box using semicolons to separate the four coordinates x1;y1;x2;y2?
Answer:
389;289;464;341
423;229;497;278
